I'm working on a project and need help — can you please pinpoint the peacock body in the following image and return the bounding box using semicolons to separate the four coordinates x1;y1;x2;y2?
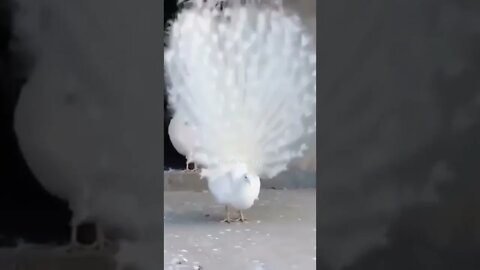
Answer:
168;111;198;171
165;0;316;221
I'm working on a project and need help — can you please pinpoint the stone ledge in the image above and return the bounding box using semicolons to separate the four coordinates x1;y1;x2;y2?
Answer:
164;170;316;191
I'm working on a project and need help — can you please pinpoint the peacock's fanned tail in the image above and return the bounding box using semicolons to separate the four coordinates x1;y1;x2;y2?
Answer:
165;0;316;179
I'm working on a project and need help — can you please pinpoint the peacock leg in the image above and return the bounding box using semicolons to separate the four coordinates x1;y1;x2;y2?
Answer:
192;163;200;173
220;205;232;223
184;157;197;173
66;223;82;253
90;224;111;251
183;159;191;172
234;210;248;222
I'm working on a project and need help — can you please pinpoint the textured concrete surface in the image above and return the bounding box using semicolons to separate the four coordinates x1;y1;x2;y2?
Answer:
0;247;116;270
164;189;316;270
0;186;315;270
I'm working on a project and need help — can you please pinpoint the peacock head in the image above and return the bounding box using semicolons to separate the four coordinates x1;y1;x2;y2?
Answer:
230;163;261;201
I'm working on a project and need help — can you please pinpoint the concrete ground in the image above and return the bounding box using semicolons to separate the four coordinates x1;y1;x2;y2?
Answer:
164;189;316;270
0;171;316;270
0;247;116;270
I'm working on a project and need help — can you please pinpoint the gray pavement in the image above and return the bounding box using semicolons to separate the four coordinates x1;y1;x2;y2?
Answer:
0;184;316;270
0;246;116;270
164;189;316;270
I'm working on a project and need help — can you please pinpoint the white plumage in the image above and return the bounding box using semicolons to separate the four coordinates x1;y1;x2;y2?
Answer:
13;0;163;249
165;0;316;221
168;112;197;171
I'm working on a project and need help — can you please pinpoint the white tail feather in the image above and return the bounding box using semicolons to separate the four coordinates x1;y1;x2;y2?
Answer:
165;1;316;179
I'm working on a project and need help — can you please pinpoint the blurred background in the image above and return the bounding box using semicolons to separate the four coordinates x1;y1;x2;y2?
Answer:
0;0;72;245
0;0;183;247
316;1;480;269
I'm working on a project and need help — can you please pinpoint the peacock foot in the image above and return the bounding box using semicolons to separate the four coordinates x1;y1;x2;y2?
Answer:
182;166;193;173
220;206;232;223
65;224;112;253
65;242;88;253
220;217;232;223
182;169;194;174
233;211;248;222
89;238;113;252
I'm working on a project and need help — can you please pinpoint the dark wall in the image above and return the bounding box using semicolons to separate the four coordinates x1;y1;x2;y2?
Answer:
0;0;183;244
163;0;187;170
0;0;71;245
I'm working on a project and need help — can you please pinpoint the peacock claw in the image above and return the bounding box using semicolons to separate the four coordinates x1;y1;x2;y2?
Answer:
66;224;111;254
221;205;232;223
182;167;196;174
65;240;109;253
66;244;83;253
220;218;232;223
91;240;111;251
234;211;248;222
183;168;200;174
